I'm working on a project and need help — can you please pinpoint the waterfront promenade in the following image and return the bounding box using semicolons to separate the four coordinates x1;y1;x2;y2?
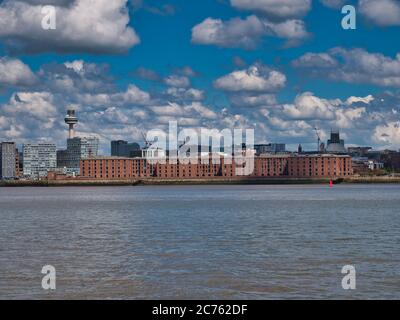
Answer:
1;176;400;187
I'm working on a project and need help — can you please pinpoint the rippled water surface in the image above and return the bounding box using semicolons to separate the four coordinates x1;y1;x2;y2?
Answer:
1;184;400;299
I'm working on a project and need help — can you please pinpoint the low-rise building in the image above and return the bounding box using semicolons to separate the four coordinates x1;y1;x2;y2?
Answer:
368;160;384;170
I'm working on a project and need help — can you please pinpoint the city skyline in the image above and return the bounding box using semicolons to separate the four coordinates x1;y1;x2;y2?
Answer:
0;107;397;156
1;1;400;154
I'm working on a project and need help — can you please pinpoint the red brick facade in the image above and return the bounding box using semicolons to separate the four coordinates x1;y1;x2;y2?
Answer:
80;154;353;180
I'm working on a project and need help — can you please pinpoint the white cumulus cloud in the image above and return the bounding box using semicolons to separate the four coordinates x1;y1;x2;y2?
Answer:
191;16;266;50
359;0;400;26
373;122;400;147
0;57;36;86
164;75;191;88
214;64;286;92
230;0;311;19
0;0;140;54
192;15;309;49
320;0;346;9
292;48;400;87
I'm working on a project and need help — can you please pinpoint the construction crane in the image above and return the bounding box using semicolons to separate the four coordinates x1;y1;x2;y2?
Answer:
314;127;321;153
141;131;151;148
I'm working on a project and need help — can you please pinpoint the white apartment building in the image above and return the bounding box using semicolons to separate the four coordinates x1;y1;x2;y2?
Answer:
23;143;57;179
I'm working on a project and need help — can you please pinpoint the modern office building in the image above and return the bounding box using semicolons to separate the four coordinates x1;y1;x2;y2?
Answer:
111;140;141;157
57;137;99;174
23;143;57;178
254;143;286;155
0;142;16;180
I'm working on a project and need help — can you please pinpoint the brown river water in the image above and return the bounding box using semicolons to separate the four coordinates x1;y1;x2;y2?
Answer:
0;184;399;299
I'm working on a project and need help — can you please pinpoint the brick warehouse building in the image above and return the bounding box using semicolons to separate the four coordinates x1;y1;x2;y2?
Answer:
79;154;353;180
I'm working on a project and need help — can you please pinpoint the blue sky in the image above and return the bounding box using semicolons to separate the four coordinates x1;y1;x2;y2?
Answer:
1;0;400;153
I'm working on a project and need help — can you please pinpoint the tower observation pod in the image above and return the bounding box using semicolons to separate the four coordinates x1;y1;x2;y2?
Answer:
65;109;78;139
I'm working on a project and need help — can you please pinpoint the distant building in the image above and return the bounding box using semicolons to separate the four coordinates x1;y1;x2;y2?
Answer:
111;140;141;157
298;144;303;154
319;142;326;153
348;147;372;157
352;157;385;174
17;151;23;176
255;143;286;155
0;142;16;180
57;137;99;175
326;130;347;154
142;146;167;160
23;143;57;179
367;150;400;172
348;149;400;172
15;149;20;178
368;160;384;170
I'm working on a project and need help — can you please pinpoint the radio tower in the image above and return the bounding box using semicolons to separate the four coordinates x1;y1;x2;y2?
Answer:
64;109;78;139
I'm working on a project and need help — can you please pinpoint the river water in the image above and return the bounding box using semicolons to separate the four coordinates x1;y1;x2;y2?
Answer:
0;184;399;299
